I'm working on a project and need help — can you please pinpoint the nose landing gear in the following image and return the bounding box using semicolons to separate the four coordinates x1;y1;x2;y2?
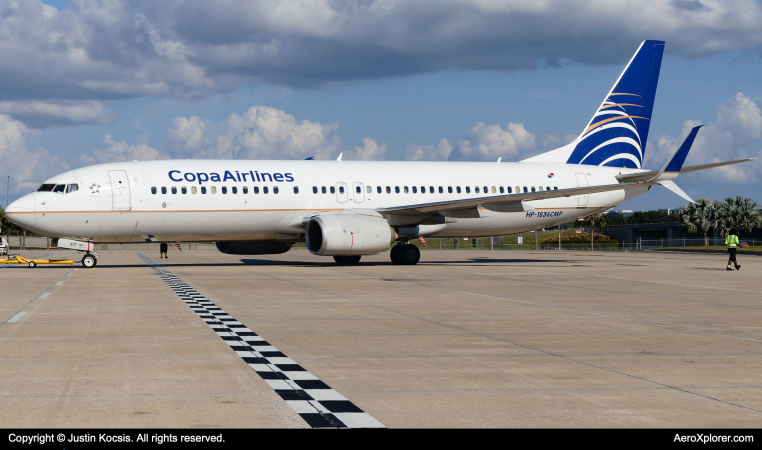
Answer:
390;243;420;265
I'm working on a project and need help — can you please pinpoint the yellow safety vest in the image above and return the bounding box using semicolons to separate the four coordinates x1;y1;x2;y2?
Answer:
725;235;739;248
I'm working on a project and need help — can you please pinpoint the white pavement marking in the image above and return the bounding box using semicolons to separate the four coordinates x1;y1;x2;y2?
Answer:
39;293;50;299
55;281;64;285
136;253;384;429
8;312;28;323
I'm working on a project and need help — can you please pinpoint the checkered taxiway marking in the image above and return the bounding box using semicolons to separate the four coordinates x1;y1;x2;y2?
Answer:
138;254;384;429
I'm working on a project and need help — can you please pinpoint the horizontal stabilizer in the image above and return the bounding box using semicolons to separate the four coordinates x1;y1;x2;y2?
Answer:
680;158;757;173
663;125;703;173
658;180;693;203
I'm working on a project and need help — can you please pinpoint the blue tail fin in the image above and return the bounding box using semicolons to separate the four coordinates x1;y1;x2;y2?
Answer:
565;40;665;169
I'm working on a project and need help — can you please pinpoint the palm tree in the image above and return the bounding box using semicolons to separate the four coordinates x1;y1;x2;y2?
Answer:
681;197;718;246
581;213;607;250
715;196;761;236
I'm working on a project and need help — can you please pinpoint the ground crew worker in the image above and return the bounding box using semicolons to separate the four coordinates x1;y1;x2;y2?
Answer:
160;242;168;259
726;230;740;271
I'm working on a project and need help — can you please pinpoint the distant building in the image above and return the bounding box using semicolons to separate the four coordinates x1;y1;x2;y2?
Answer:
657;208;681;215
606;210;633;217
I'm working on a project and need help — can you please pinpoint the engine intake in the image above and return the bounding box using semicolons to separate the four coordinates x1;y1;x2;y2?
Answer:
216;240;291;255
306;213;394;256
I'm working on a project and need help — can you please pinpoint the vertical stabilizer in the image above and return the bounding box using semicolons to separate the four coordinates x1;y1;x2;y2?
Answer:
523;40;665;168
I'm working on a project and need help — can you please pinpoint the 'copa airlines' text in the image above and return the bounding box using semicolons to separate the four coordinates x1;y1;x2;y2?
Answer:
168;170;294;185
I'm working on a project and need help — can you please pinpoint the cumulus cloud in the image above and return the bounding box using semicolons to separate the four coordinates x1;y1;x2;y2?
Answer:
344;137;388;160
77;134;160;165
0;0;761;117
0;114;68;194
165;106;341;160
652;92;762;183
458;122;537;161
0;100;118;128
405;139;453;161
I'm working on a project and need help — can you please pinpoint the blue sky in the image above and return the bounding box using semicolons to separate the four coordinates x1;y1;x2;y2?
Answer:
3;0;762;212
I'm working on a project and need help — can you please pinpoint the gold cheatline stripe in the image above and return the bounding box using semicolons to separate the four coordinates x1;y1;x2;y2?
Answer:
584;115;649;134
600;103;643;109
8;208;344;214
609;93;643;97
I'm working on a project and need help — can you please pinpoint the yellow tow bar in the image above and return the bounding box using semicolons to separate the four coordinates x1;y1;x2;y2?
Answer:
0;255;74;268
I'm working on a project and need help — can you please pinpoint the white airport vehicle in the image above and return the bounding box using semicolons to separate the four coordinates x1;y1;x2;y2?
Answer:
0;236;7;256
4;40;754;267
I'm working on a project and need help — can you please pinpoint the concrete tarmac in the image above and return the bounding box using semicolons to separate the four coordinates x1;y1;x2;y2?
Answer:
1;247;761;428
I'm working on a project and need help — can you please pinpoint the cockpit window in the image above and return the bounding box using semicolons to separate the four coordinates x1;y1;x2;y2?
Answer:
37;184;55;192
66;184;78;193
53;185;65;194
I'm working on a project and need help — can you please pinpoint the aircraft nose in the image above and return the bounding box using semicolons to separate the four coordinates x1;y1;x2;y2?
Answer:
5;193;36;227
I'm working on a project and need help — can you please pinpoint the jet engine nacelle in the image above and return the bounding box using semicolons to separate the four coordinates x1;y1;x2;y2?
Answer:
216;240;291;255
306;213;394;256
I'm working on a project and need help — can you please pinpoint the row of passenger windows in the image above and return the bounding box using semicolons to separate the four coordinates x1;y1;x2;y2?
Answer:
151;186;289;195
151;184;560;196
313;185;559;194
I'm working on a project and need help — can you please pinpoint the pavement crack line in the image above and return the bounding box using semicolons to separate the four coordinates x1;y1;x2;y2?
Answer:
218;261;762;416
136;253;384;429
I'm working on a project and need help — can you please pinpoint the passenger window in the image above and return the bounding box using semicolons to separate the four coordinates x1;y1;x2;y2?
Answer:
448;186;453;194
429;186;434;193
515;186;520;193
356;186;361;193
531;186;536;192
339;186;344;194
523;186;528;193
438;186;443;193
456;186;461;194
151;187;157;195
66;184;79;193
538;186;543;191
264;187;269;194
421;186;425;193
181;187;187;194
546;186;550;191
254;187;259;194
483;186;488;193
330;186;335;194
191;186;197;194
386;186;391;193
507;187;512;193
313;186;318;194
404;186;409;194
554;186;558;190
491;186;496;193
395;186;400;193
412;186;417;194
475;187;480;194
201;186;207;194
499;186;504;194
161;187;167;194
243;187;248;194
293;186;299;194
232;186;238;194
211;186;217;194
366;186;372;194
172;186;177;194
466;186;470;194
274;187;279;194
221;187;227;194
322;186;327;194
377;186;382;194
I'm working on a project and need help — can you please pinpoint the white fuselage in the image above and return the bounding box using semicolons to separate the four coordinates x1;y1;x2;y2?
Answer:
6;160;648;243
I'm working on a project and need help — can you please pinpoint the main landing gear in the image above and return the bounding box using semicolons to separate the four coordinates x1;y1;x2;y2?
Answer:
390;243;420;265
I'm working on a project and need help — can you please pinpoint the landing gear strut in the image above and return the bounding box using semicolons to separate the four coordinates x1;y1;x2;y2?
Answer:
390;243;420;265
333;255;361;265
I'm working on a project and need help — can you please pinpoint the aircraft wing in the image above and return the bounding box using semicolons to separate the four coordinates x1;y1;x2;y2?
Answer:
377;182;647;216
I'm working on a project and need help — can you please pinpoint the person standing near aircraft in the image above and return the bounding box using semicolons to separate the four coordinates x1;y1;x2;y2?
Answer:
726;231;740;271
160;242;169;259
